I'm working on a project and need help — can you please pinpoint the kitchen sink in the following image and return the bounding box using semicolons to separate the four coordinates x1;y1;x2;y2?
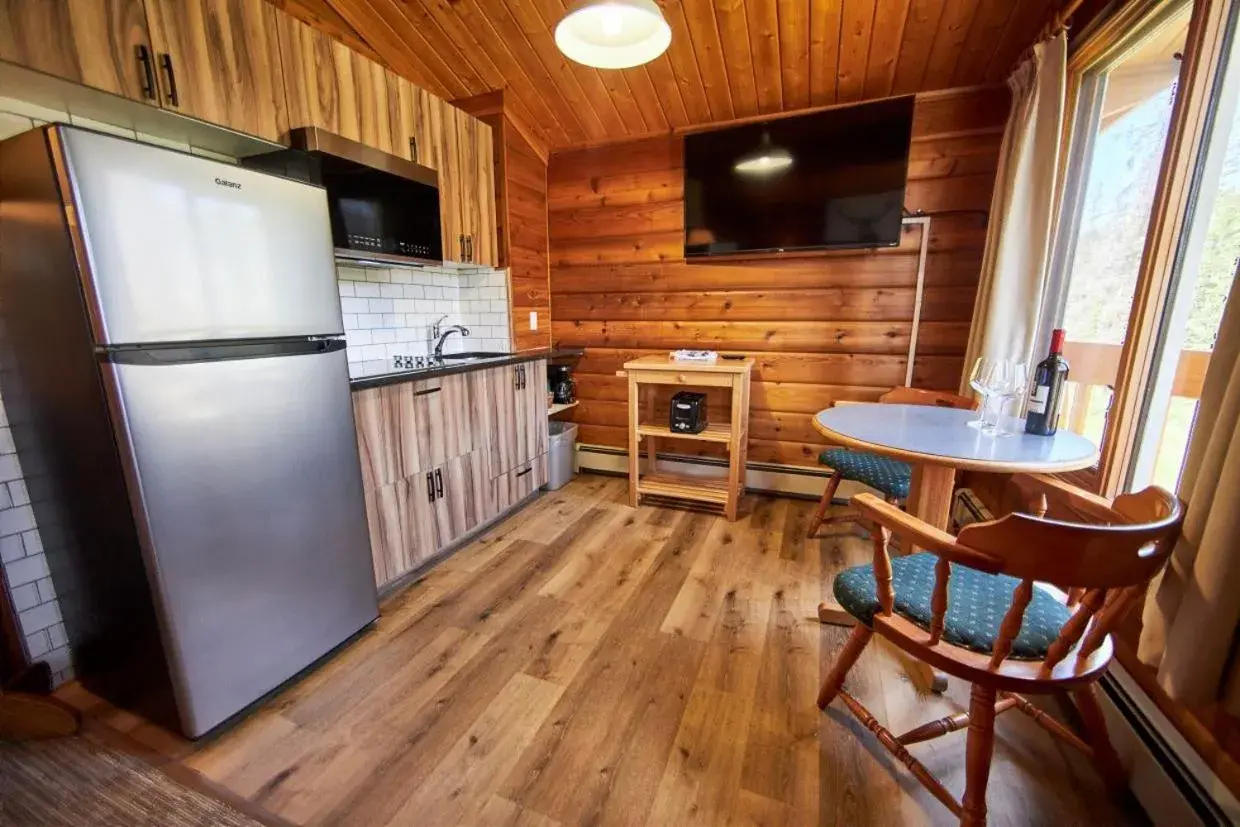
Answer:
438;351;510;360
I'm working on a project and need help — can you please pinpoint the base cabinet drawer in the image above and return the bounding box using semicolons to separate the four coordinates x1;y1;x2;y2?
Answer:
493;454;547;513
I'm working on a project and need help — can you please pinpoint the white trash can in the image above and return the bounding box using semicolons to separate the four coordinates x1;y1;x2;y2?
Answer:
547;421;578;491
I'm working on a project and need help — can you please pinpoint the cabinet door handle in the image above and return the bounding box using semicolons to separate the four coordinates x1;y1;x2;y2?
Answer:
514;367;520;389
465;235;473;262
459;234;465;260
158;53;179;106
426;472;435;502
434;468;443;498
135;45;156;100
515;466;532;478
408;136;418;162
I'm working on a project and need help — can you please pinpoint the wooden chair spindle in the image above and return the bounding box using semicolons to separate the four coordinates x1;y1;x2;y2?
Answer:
928;557;951;645
871;524;894;616
988;579;1033;670
1041;589;1107;674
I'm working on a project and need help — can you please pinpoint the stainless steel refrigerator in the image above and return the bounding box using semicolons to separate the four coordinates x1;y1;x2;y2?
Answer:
0;125;378;737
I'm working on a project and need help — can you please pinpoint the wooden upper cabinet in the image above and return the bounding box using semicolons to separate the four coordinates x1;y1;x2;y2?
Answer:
142;0;285;140
457;111;498;267
0;0;155;103
276;11;394;152
143;0;287;141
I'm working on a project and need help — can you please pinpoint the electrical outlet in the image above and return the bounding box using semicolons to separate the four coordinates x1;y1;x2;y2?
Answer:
529;310;538;331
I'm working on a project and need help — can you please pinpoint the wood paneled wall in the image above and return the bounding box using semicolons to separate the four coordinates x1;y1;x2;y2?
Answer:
547;87;1008;467
459;92;551;351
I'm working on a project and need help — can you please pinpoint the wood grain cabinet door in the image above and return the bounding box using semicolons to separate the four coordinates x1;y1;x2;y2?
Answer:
276;11;393;151
469;117;498;267
449;109;499;266
143;0;287;141
0;0;156;103
431;450;488;551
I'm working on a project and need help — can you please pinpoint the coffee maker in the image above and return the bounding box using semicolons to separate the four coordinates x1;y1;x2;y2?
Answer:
547;364;576;404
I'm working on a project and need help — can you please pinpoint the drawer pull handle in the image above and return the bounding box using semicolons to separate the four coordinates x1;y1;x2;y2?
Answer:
435;468;444;498
426;472;435;502
413;387;441;397
515;467;532;478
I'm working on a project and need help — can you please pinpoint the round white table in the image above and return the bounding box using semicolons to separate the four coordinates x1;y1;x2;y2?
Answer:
812;403;1099;691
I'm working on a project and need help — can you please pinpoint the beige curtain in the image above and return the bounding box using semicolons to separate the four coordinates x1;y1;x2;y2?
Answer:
959;33;1068;393
1140;269;1240;712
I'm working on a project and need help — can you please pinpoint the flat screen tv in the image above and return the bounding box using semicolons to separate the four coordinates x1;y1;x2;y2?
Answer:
684;96;914;257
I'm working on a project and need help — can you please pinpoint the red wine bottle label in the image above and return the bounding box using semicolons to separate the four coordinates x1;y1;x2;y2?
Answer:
1028;384;1050;414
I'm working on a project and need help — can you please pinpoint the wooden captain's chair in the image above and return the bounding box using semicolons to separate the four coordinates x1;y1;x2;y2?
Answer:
817;474;1183;826
807;386;976;538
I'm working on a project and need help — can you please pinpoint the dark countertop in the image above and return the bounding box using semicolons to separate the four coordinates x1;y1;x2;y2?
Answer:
349;347;584;391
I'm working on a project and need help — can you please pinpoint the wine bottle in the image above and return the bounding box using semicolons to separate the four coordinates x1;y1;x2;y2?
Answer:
1025;329;1070;436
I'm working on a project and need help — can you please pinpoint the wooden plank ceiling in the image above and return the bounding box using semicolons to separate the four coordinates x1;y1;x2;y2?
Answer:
274;0;1059;151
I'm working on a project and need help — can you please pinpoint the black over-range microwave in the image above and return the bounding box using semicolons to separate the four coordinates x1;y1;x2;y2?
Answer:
245;127;443;267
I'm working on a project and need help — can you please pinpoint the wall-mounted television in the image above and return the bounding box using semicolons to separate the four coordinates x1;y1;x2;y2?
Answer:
684;96;915;257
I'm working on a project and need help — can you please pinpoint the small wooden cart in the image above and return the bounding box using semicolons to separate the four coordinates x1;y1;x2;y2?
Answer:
621;355;754;521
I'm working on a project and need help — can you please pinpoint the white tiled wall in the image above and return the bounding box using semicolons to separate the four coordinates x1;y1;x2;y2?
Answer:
0;95;234;686
341;264;512;378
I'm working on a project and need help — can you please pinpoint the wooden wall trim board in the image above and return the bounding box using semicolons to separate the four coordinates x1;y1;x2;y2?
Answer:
548;86;1007;470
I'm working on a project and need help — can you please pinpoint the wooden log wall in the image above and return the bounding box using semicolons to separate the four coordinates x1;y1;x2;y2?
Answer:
547;86;1009;467
504;122;551;351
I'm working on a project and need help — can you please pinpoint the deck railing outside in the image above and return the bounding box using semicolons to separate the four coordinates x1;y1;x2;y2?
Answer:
1059;340;1211;489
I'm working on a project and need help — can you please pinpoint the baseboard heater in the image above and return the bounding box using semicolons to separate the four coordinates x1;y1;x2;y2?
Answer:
1099;668;1238;825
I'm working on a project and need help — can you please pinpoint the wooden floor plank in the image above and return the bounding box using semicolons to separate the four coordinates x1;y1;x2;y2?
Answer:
58;475;1146;827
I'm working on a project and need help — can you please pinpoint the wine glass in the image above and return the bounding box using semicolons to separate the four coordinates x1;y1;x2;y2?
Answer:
984;361;1029;437
967;357;1000;429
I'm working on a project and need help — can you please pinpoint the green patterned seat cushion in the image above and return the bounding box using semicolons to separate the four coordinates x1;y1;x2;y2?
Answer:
819;448;912;500
832;553;1072;660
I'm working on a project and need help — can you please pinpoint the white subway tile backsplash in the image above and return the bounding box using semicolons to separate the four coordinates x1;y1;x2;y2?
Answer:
35;577;55;604
0;454;21;483
19;601;59;635
25;630;50;659
337;263;511;379
21;530;42;555
48;622;68;649
6;553;49;587
0;505;36;537
0;535;24;563
10;582;39;612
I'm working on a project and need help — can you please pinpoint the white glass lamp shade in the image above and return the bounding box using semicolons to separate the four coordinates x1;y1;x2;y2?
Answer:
555;0;672;69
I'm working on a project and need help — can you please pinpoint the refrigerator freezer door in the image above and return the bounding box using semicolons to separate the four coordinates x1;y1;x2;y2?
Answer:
58;127;342;345
103;346;377;737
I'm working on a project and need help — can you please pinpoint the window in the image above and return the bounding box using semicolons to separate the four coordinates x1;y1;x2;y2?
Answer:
1047;1;1193;489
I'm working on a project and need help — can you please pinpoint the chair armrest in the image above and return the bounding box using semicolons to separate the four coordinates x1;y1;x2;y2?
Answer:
851;493;1005;573
1014;474;1119;524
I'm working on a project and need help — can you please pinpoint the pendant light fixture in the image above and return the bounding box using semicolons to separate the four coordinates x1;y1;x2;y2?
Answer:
555;0;672;69
733;130;794;177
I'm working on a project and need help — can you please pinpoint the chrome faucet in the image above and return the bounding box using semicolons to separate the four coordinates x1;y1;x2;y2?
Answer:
433;325;471;361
